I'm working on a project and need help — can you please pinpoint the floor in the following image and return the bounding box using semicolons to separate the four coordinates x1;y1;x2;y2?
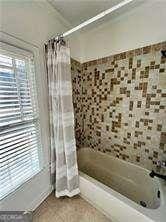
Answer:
33;193;111;222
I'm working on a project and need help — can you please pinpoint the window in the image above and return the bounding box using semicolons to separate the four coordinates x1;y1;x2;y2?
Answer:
0;43;42;200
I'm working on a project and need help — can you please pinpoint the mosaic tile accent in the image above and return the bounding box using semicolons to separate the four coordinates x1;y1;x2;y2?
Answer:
71;58;83;148
71;42;166;170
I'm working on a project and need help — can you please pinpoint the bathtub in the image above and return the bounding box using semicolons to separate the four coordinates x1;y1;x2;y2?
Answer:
77;148;166;222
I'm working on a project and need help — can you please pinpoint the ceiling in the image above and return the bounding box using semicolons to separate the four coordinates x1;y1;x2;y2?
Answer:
48;0;124;26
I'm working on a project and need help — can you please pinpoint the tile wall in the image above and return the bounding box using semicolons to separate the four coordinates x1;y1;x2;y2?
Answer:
71;58;83;148
71;42;166;170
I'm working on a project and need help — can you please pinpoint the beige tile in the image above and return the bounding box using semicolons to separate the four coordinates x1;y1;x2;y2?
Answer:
33;207;63;222
33;193;112;222
159;72;166;88
71;41;166;171
59;202;111;222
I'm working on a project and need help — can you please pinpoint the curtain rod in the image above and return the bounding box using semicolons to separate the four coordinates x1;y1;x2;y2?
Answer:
47;0;134;43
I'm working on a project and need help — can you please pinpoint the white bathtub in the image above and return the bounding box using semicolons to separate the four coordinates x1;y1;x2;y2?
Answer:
78;148;166;222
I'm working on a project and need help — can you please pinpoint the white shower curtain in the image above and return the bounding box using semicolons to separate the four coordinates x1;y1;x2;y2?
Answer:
45;40;80;197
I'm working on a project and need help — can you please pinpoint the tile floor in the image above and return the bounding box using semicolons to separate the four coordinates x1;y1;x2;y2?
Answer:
33;193;111;222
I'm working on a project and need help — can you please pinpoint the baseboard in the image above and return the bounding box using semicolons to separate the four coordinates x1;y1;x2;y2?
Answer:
28;185;53;211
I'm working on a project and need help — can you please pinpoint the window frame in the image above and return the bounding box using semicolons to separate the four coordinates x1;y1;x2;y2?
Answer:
0;41;44;200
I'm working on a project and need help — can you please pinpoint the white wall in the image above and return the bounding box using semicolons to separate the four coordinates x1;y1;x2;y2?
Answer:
0;0;80;210
0;0;81;60
80;0;166;63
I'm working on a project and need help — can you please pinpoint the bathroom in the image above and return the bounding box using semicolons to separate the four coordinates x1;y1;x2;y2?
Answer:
0;0;165;222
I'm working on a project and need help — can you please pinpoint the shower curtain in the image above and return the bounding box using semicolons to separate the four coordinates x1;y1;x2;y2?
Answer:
45;39;80;197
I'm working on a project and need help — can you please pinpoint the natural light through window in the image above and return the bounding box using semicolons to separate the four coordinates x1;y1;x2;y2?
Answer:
0;43;42;200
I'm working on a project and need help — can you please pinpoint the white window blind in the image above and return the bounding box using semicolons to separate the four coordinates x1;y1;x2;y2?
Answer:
0;43;42;200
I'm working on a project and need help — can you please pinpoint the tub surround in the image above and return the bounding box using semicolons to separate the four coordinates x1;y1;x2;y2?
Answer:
71;58;83;148
71;41;166;170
